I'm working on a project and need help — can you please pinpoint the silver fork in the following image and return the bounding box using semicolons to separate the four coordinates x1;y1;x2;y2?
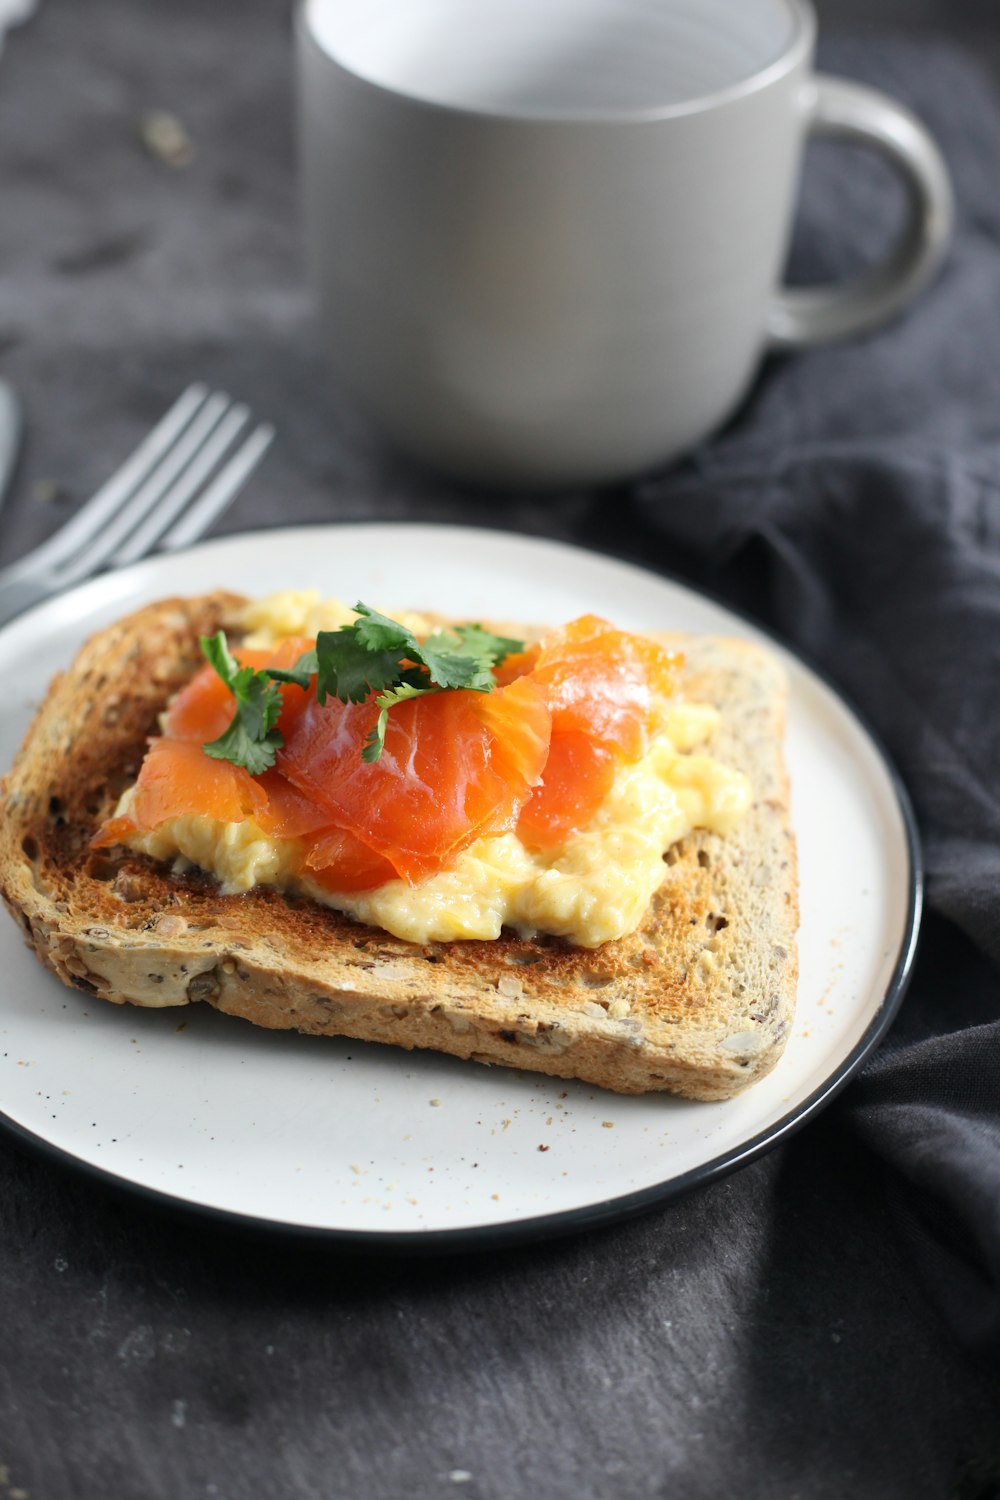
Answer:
0;384;274;629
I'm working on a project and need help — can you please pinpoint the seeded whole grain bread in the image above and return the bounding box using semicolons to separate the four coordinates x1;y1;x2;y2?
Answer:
0;593;797;1099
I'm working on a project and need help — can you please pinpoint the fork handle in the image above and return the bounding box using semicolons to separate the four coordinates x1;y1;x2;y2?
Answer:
0;382;23;506
0;573;59;631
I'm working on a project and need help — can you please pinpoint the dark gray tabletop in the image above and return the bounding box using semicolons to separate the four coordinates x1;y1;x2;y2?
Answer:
1;5;998;1499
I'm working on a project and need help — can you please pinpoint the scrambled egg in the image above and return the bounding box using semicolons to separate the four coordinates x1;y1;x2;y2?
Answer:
240;591;435;647
121;590;751;950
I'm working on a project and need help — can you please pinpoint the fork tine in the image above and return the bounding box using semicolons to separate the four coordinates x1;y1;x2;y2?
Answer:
157;423;275;552
56;392;233;585
107;404;251;567
0;384;210;585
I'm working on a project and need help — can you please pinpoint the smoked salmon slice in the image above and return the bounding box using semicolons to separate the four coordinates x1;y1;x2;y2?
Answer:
94;639;313;846
515;730;617;851
277;678;551;884
510;616;682;848
91;737;268;847
301;827;398;893
164;638;314;743
526;615;681;758
93;615;681;884
252;769;338;840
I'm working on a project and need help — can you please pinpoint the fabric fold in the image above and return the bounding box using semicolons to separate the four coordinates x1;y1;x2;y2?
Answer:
626;39;1000;1361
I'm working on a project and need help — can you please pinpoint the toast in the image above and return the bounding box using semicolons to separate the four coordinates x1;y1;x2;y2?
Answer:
0;593;798;1099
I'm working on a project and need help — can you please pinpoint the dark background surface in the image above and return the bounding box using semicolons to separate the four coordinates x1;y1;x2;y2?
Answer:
1;4;999;1499
816;0;1000;73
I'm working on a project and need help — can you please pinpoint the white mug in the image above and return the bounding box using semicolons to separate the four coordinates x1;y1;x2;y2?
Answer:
297;0;953;487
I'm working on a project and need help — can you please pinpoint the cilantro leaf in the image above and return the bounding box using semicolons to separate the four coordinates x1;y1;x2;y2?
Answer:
202;711;283;777
420;624;524;693
200;630;242;687
199;631;285;775
350;603;416;656
349;604;522;693
338;607;525;758
313;628;406;706
320;606;525;760
193;608;525;773
265;647;318;690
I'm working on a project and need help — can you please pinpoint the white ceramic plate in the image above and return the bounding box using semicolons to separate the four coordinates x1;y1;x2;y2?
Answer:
0;524;919;1244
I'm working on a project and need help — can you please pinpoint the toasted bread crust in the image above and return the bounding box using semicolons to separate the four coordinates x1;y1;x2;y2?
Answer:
0;594;798;1099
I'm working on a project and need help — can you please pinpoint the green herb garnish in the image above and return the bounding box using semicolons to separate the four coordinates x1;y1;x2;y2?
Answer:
199;632;286;776
199;604;522;772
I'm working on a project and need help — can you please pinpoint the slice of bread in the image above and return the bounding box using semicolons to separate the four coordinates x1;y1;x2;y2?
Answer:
0;593;797;1099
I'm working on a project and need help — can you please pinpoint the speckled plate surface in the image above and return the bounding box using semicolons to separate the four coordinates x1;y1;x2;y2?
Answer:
0;524;920;1245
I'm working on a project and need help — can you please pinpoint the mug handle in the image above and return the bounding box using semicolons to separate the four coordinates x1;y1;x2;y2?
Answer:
768;75;954;349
